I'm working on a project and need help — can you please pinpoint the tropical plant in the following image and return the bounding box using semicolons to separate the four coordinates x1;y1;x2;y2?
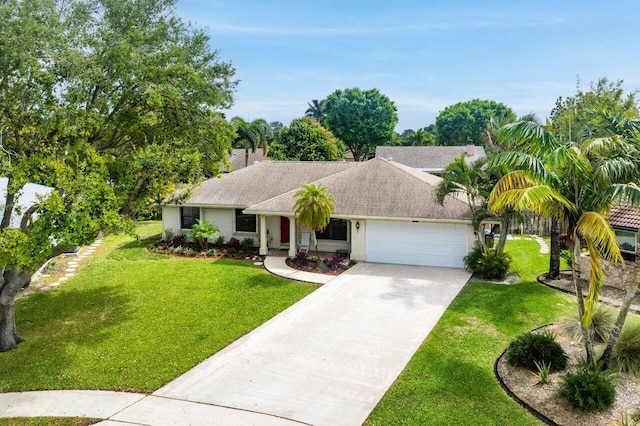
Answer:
506;330;568;372
559;303;615;343
188;219;218;250
293;184;335;257
463;246;512;279
610;320;640;376
305;99;325;123
557;362;617;411
231;117;274;166
489;118;640;368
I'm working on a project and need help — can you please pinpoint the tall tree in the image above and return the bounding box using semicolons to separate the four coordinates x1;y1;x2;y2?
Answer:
269;117;345;161
490;120;640;368
323;88;398;161
436;99;515;147
0;0;236;351
305;99;325;123
231;117;274;166
293;184;335;258
399;127;435;146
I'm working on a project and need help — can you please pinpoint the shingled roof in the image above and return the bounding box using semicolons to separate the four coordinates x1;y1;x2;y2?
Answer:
245;158;472;220
181;161;358;207
223;149;265;172
375;145;486;172
608;206;640;231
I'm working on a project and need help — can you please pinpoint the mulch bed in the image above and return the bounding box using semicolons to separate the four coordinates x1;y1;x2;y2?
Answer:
496;324;640;426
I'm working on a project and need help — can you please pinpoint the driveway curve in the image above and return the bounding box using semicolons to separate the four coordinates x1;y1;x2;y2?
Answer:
1;263;470;425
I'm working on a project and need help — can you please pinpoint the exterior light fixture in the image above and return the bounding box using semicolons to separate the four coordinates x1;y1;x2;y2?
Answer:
355;221;360;231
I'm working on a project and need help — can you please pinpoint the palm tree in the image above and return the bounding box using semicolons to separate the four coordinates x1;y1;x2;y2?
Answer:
230;117;274;167
489;119;639;368
293;184;335;257
305;99;325;123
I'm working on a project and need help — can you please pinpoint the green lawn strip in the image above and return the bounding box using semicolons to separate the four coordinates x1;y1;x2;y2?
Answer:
0;418;98;426
0;221;315;393
366;238;575;425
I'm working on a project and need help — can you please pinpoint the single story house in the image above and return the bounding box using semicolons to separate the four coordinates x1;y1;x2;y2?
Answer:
162;158;474;268
375;145;486;174
609;206;640;261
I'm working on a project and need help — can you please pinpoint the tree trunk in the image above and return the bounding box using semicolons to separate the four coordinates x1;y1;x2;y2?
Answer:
0;266;31;352
245;143;249;168
1;185;16;229
495;218;510;254
571;230;596;368
600;261;639;369
547;219;560;279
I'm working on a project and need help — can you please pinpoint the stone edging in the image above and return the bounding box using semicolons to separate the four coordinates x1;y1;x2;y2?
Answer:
493;324;559;426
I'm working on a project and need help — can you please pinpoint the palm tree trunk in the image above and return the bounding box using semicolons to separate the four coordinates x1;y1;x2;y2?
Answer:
548;219;560;279
495;218;510;253
245;142;249;168
572;230;596;368
600;260;639;369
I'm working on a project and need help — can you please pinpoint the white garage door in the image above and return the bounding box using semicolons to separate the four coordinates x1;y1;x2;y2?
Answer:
366;221;469;268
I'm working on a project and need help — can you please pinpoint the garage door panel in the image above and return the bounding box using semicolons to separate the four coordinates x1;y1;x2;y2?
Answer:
366;221;468;268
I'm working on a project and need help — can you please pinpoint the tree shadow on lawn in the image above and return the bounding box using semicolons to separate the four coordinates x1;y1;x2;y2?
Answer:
108;234;162;261
447;280;571;335
1;285;133;392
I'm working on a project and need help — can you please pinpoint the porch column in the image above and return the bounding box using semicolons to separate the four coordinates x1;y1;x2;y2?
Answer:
288;217;297;257
259;215;268;255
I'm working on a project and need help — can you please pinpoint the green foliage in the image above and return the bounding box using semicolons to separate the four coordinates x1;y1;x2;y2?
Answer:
611;320;640;376
323;87;398;161
269;117;345;161
507;330;568;372
231;117;274;161
213;235;226;247
557;363;616;411
534;360;552;385
463;246;512;279
240;238;254;252
397;126;436;146
436;99;515;146
560;249;573;267
188;219;218;250
559;303;615;343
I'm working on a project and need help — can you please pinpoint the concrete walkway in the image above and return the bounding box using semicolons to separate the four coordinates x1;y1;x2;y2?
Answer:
1;263;471;425
263;255;335;284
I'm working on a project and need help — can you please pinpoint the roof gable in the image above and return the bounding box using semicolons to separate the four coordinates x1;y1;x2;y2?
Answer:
245;158;472;220
182;161;358;207
375;145;486;171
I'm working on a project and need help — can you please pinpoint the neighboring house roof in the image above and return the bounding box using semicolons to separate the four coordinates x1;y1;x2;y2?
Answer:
608;206;640;231
182;161;358;207
245;158;472;221
375;145;486;172
223;148;265;172
0;177;54;228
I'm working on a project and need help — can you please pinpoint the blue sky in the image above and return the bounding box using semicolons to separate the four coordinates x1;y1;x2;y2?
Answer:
175;0;640;131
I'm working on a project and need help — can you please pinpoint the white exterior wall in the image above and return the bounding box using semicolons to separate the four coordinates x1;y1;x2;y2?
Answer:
350;220;366;261
203;208;234;239
162;206;181;239
467;224;476;251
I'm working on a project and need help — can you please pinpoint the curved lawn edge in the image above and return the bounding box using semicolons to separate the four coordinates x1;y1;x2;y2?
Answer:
493;327;560;426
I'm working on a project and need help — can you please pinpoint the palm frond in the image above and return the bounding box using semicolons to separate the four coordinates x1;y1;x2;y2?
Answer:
603;183;640;207
576;212;622;264
496;120;560;155
582;238;605;327
488;151;548;181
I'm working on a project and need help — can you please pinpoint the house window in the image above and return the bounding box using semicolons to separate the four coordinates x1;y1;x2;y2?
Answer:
615;229;638;254
180;207;200;229
316;219;348;241
235;209;257;233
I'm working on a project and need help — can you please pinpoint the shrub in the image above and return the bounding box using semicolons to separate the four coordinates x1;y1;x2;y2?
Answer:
241;238;255;252
183;248;197;257
213;235;225;247
189;220;218;250
170;233;187;246
293;252;309;268
612;321;640;376
463;246;512;279
227;238;241;249
323;255;345;271
163;228;175;242
557;362;616;411
559;303;615;343
507;330;568;372
560;249;573;268
206;248;219;256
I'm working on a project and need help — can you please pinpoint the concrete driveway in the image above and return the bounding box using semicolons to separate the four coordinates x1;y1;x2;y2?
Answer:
110;263;471;426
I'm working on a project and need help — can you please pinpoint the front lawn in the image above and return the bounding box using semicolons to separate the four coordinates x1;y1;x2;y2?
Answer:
0;221;315;393
366;236;575;425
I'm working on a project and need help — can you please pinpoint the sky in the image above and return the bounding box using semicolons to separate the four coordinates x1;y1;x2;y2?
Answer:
175;0;640;132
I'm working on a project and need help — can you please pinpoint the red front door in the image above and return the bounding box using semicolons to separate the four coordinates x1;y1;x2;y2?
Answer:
280;217;290;244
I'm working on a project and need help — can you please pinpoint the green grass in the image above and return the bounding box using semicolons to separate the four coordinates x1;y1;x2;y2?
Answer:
0;221;315;393
366;237;575;425
0;419;97;426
